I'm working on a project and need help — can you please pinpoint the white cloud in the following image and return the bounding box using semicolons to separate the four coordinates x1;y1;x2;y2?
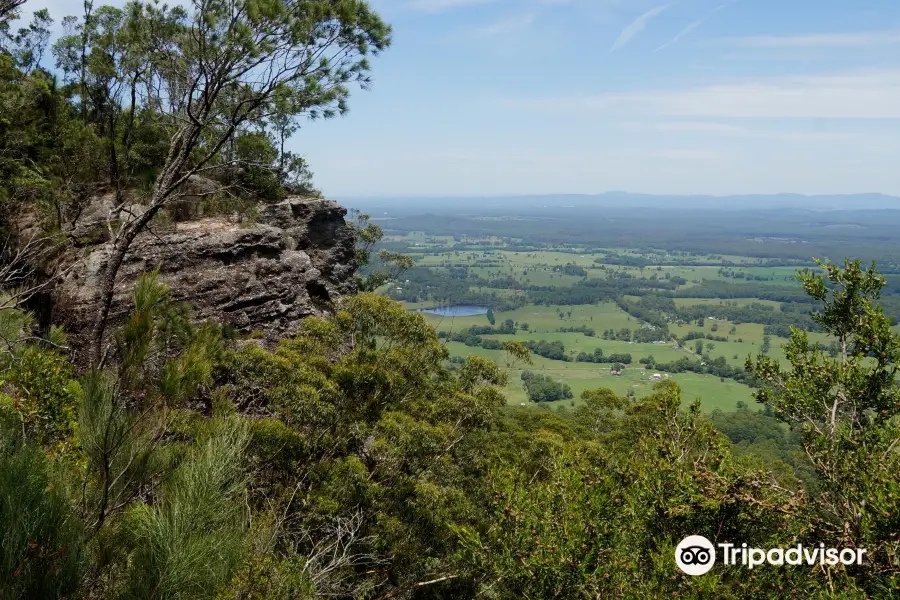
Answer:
727;30;900;48
610;4;669;52
498;69;900;119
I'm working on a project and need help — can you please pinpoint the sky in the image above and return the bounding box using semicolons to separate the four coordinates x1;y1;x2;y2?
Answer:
19;0;900;197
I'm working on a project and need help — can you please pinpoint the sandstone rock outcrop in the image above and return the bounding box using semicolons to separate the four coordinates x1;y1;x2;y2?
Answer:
52;196;357;358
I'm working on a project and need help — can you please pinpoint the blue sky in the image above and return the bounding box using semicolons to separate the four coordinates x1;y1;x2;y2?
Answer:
23;0;900;197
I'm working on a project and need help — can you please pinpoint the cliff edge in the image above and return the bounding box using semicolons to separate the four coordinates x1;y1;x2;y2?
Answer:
50;195;357;359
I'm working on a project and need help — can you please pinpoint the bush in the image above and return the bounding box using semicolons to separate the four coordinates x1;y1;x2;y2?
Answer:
0;409;84;598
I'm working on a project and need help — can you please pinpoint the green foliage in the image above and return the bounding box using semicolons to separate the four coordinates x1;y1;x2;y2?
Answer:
230;131;283;201
0;293;78;447
573;387;628;435
122;418;249;599
709;406;817;492
520;370;573;402
351;209;414;292
116;270;223;399
221;293;507;596
0;268;245;598
77;368;169;536
3;209;900;600
454;381;822;599
0;18;107;227
1;0;392;251
0;408;84;599
749;258;900;590
522;338;567;361
2;344;79;446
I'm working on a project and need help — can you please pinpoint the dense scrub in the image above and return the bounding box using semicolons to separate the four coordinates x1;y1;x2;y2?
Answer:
1;259;898;598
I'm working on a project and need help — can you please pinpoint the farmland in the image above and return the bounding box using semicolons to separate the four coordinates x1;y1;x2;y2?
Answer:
379;235;831;412
361;200;900;416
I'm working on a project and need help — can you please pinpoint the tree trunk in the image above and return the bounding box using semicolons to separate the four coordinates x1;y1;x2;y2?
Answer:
88;127;195;365
88;212;148;365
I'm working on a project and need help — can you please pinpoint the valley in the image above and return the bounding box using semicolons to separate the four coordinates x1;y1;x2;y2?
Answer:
364;220;900;415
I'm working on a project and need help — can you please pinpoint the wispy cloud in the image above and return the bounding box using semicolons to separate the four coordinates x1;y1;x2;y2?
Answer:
657;0;737;51
656;20;702;51
411;0;498;12
497;69;900;119
728;30;900;48
610;4;670;52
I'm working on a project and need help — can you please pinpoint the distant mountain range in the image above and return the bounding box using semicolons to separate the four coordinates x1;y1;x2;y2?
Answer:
341;192;900;215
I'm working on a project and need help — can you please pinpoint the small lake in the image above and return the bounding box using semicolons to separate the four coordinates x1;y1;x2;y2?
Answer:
416;305;489;317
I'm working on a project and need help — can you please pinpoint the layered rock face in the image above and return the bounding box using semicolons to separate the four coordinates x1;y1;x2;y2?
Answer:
53;197;357;357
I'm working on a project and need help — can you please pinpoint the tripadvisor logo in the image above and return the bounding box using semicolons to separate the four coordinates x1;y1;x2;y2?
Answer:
675;535;716;576
675;536;867;576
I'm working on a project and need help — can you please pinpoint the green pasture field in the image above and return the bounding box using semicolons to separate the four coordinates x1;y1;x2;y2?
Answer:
397;244;853;412
668;320;792;368
442;341;754;412
598;265;799;286
496;250;600;267
412;298;797;375
415;250;599;268
598;249;774;266
467;265;587;287
672;298;783;309
482;332;686;362
408;248;806;294
389;233;795;269
469;287;523;297
414;302;637;334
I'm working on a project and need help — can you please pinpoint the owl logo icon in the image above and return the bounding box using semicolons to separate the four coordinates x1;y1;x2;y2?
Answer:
675;535;716;576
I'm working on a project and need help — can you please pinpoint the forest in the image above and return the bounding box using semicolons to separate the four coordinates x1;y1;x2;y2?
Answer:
1;1;899;599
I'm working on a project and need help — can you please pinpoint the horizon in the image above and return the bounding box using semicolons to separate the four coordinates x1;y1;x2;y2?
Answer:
337;190;900;200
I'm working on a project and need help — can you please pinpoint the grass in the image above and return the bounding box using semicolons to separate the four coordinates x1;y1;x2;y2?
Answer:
599;265;799;288
413;302;638;335
443;341;755;413
398;243;830;414
673;298;783;309
411;249;805;293
669;320;794;369
412;298;789;411
415;299;793;369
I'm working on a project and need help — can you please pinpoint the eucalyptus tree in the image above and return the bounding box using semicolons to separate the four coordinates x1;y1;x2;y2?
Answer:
78;0;391;364
54;2;148;201
749;259;900;590
0;0;26;22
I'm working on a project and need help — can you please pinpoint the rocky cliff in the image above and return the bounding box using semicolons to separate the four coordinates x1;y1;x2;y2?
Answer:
51;196;357;359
